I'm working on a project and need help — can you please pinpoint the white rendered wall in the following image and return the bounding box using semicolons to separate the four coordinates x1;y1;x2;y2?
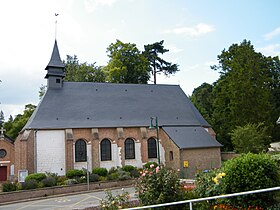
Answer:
125;142;142;168
100;143;121;170
36;130;65;175
74;144;92;172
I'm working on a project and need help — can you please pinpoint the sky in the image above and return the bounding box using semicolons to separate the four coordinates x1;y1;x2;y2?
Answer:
0;0;280;120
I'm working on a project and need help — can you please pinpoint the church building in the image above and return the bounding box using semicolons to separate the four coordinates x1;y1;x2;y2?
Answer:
14;40;222;179
0;127;15;182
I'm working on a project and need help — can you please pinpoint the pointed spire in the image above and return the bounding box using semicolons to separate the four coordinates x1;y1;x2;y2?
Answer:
45;40;65;70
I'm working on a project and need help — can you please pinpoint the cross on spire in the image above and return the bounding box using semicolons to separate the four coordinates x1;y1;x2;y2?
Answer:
0;127;6;138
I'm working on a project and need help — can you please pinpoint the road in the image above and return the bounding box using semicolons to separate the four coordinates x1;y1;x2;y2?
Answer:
0;187;136;210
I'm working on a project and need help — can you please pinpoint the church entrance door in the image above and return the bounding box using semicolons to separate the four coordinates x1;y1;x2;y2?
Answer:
0;166;7;181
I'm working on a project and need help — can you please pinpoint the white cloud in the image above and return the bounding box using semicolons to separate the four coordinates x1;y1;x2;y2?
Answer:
163;23;215;38
166;45;184;53
257;44;280;57
264;27;280;40
84;0;120;12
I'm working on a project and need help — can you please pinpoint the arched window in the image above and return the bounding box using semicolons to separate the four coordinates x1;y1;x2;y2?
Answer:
75;139;87;162
125;138;135;159
148;138;157;158
101;139;112;161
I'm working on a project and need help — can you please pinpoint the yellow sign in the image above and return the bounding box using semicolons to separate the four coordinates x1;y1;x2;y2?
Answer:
183;161;189;168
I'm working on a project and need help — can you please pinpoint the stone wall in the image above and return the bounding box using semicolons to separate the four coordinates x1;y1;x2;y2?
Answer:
0;180;134;204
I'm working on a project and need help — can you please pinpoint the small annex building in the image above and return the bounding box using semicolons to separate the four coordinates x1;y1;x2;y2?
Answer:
0;127;15;182
14;41;222;179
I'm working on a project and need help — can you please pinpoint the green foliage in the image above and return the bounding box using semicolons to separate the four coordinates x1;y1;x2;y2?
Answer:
100;189;132;209
190;39;280;150
21;179;38;190
92;167;108;177
3;104;36;139
64;179;78;185
41;177;57;187
122;165;136;172
231;123;271;153
89;173;100;182
190;83;214;125
129;169;140;178
221;153;279;207
107;172;119;180
136;166;184;206
143;162;158;169
2;182;18;192
64;55;106;82
25;173;47;182
66;169;84;179
104;39;150;84
144;40;179;84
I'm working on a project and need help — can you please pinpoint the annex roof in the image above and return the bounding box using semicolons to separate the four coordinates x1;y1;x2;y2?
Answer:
163;126;222;149
24;82;210;130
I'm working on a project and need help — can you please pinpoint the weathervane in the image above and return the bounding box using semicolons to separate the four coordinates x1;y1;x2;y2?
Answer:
55;13;59;39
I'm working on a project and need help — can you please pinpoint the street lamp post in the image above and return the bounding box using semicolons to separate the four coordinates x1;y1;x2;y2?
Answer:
149;117;160;165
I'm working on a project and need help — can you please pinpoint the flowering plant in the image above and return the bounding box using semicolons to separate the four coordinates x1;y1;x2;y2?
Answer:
100;189;131;209
135;165;185;207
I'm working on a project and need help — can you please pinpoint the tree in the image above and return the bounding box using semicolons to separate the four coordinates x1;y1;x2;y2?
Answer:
211;40;278;150
4;104;36;139
144;40;179;84
104;40;150;84
230;123;271;153
64;55;106;83
39;84;47;100
190;83;214;125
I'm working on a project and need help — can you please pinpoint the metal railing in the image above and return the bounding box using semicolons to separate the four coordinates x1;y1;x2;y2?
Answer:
126;186;280;210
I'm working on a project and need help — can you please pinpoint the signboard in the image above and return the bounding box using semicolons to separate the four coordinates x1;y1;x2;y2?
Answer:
183;161;189;168
18;170;28;182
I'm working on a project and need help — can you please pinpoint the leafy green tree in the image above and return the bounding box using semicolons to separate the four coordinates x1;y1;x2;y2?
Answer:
64;55;106;83
211;40;278;150
104;40;150;84
39;84;47;100
144;40;179;84
4;104;36;139
190;83;214;125
230;123;271;153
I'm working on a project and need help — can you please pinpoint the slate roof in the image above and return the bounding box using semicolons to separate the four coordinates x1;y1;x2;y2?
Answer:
163;127;222;149
24;82;210;130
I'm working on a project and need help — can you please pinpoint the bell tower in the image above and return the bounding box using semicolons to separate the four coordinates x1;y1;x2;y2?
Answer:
45;40;65;88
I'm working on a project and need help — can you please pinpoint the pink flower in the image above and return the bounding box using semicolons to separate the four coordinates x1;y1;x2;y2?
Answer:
150;164;154;168
142;173;146;177
156;166;160;173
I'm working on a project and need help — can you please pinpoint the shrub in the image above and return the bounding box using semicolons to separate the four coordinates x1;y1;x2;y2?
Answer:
143;162;158;169
25;173;47;182
100;189;132;209
107;172;119;180
92;167;108;177
64;179;78;185
108;167;118;174
136;166;184;206
2;182;17;192
21;179;38;190
89;173;100;182
221;153;280;208
42;177;57;187
66;169;84;179
56;176;67;185
122;165;136;172
118;170;131;181
130;169;140;178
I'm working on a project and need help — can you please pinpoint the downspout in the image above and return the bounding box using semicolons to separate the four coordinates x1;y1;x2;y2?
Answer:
34;130;37;173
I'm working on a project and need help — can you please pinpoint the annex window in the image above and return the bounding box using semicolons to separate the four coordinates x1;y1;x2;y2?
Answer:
125;138;135;159
101;139;112;161
56;78;61;84
169;151;174;161
148;138;157;158
75;139;87;162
